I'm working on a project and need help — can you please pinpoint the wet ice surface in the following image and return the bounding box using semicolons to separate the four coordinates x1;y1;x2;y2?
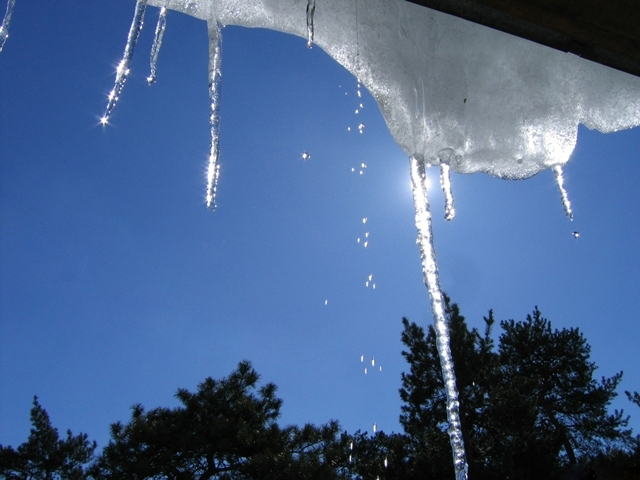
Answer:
107;2;640;479
148;0;640;180
0;0;16;52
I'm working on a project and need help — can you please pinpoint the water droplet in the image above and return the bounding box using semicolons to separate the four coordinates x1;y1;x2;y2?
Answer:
362;217;368;224
324;299;328;305
351;167;355;172
364;367;368;374
360;355;364;362
368;274;372;281
365;281;369;287
355;109;359;114
379;365;382;371
350;441;353;450
359;103;364;108
347;126;351;131
365;232;369;238
361;162;366;168
359;170;363;175
384;457;388;468
357;238;361;243
373;283;376;289
373;422;377;433
363;241;368;248
573;231;580;238
358;123;365;133
357;90;362;98
301;151;310;161
371;357;375;366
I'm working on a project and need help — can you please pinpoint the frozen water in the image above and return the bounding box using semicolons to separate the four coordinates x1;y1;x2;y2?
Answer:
0;0;16;52
410;154;468;479
102;0;147;125
205;20;222;210
111;2;640;479
147;6;167;84
148;0;640;180
440;163;455;221
553;165;573;220
306;0;315;49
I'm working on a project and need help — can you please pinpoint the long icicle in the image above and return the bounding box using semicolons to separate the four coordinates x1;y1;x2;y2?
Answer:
410;155;468;480
147;6;167;84
0;0;17;53
440;163;456;221
101;0;148;125
552;165;573;220
205;20;223;210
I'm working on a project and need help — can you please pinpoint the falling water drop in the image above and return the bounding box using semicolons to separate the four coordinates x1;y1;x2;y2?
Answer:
324;299;328;305
384;457;388;468
363;241;368;248
364;367;368;374
373;422;377;433
357;238;361;243
371;357;375;366
373;283;376;289
205;20;223;210
552;165;573;220
0;0;16;53
301;151;311;161
306;0;316;48
362;217;367;224
410;155;468;479
147;6;167;84
358;123;365;133
360;355;364;362
440;163;456;221
350;441;353;450
573;231;580;238
102;0;148;124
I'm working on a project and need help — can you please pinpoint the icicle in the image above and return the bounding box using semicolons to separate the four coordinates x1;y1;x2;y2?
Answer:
147;6;167;85
552;165;573;220
305;0;316;48
0;0;16;53
101;0;148;125
409;155;468;480
440;163;456;221
205;20;223;210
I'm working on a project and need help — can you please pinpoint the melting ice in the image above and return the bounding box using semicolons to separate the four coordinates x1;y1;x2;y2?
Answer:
109;1;640;478
0;0;16;52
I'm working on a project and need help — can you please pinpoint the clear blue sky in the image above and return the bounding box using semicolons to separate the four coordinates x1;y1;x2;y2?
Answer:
1;1;640;450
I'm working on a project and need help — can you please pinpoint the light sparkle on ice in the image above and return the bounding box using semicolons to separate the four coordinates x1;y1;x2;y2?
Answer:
553;165;573;220
410;155;468;480
0;0;16;52
102;0;147;124
147;6;167;84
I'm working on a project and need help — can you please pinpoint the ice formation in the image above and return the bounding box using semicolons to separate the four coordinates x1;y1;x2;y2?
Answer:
0;0;16;52
105;1;640;478
410;154;467;479
147;6;167;84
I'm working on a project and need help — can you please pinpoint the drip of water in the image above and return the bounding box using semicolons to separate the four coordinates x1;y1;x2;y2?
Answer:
358;123;364;133
147;6;167;84
0;0;16;52
409;155;468;480
306;0;315;48
102;0;148;125
440;163;456;221
205;20;223;210
573;231;580;238
301;152;311;160
373;422;377;433
552;165;573;220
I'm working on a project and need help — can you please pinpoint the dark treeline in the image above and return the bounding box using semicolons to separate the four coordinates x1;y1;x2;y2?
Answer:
2;296;639;479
